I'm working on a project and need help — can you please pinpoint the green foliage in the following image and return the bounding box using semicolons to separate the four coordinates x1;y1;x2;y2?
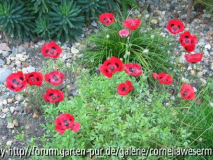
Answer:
26;59;75;113
32;71;202;160
195;0;213;13
0;0;139;42
81;15;175;73
75;0;109;21
35;16;53;39
25;0;56;17
118;0;138;16
0;0;35;40
49;0;85;43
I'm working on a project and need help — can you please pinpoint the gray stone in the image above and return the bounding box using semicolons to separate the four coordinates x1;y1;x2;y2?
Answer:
12;47;17;54
38;40;45;46
205;44;211;50
159;21;166;27
91;21;97;27
0;68;12;84
0;59;5;65
2;51;9;57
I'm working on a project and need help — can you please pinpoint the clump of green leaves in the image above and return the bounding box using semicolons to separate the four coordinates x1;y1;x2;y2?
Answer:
49;0;85;43
81;15;175;73
0;0;35;40
36;71;198;159
75;0;109;21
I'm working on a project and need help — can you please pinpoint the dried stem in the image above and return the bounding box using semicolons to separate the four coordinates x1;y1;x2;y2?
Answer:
186;0;194;23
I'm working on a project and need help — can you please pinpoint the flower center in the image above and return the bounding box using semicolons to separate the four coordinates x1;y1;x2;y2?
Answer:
52;75;59;81
129;68;135;72
183;90;188;96
63;120;69;126
173;26;177;31
12;79;20;85
104;18;111;23
109;66;114;70
122;87;127;91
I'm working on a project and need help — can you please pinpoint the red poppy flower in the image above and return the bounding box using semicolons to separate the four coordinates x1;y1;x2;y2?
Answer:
41;42;62;59
45;70;65;85
185;53;203;63
184;44;196;53
119;29;130;38
157;72;173;85
99;13;114;25
43;88;64;103
55;113;81;134
124;63;143;76
152;73;158;79
123;19;141;30
166;19;185;34
180;84;196;100
117;80;134;96
6;71;27;92
25;72;43;87
100;56;123;78
179;32;197;52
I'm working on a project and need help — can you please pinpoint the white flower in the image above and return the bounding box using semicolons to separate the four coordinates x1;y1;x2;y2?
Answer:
106;35;110;39
126;51;130;56
143;49;149;53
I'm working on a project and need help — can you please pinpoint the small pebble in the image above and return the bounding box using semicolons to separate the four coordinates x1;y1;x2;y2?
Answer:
13;119;19;127
6;140;13;146
7;123;14;129
15;94;22;102
2;108;9;113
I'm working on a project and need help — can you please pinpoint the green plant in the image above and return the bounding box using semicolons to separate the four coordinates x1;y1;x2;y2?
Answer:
75;0;109;21
35;16;54;39
49;0;85;43
194;0;213;13
81;15;175;73
26;59;76;113
25;0;58;18
29;70;206;160
118;0;138;16
0;0;35;40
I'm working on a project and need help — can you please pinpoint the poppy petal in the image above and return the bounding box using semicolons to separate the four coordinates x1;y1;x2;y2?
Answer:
119;29;130;38
45;70;65;85
41;42;62;59
99;13;114;25
71;122;81;132
185;53;203;63
166;19;185;34
43;88;64;103
25;71;43;87
6;71;27;92
124;63;143;77
123;19;141;30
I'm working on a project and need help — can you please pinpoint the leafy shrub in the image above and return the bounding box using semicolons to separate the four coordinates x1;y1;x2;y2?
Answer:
81;15;175;73
0;0;35;40
31;71;204;160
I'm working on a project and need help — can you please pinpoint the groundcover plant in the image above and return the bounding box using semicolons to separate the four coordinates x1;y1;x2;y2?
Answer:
5;11;213;160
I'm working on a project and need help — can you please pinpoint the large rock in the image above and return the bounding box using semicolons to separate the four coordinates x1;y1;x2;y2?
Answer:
0;68;12;84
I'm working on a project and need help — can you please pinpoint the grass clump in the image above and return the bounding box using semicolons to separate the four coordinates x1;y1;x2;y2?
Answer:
82;14;176;73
